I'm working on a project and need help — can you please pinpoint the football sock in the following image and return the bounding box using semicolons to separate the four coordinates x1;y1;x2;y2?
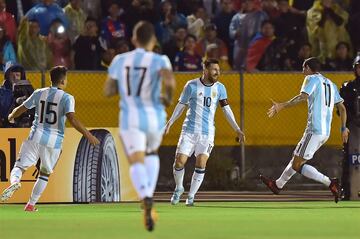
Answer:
301;164;331;187
144;154;160;196
129;163;151;199
10;167;23;184
275;159;296;189
188;168;205;198
28;175;48;205
173;166;184;190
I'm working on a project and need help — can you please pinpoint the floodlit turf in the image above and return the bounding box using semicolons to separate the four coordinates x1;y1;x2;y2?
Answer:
0;201;359;239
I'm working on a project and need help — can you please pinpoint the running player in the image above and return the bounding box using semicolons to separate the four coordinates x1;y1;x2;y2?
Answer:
0;66;100;211
104;21;175;231
165;58;245;206
260;57;349;203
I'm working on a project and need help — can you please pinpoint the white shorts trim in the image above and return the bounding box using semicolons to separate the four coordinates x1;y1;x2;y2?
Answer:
119;128;163;155
14;140;61;174
293;133;329;160
176;132;214;157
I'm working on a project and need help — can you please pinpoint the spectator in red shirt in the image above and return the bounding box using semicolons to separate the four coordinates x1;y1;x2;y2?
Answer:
0;0;16;44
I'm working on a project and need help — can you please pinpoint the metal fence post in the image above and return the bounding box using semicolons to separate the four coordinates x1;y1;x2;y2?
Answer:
239;70;246;179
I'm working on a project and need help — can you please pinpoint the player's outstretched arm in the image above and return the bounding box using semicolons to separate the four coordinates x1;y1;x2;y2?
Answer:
267;93;308;117
8;105;28;123
160;68;176;107
103;76;118;97
220;100;245;143
66;112;100;146
164;102;186;134
336;102;350;143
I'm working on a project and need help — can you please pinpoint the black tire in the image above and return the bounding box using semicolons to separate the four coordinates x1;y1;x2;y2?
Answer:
73;129;120;202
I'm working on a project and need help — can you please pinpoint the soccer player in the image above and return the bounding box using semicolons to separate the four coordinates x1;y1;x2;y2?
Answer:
165;58;245;206
104;21;175;231
0;66;100;211
260;57;349;203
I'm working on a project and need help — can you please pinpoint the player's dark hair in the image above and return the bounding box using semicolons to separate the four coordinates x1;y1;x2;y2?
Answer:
50;66;67;85
203;58;219;68
303;57;321;72
134;21;155;46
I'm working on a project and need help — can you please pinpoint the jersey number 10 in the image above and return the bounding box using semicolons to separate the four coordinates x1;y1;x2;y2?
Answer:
323;83;331;107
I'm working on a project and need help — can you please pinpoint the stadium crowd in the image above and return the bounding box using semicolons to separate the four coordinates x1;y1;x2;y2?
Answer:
0;0;359;72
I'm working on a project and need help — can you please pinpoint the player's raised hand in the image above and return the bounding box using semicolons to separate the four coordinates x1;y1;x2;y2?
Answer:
236;130;245;144
267;99;283;118
342;127;350;143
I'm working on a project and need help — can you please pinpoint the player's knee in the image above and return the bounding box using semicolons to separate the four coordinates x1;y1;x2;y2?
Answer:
39;171;51;177
174;160;185;168
291;157;306;173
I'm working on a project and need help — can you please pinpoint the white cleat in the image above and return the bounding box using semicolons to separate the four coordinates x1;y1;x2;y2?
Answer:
185;196;194;206
170;187;184;205
1;182;21;202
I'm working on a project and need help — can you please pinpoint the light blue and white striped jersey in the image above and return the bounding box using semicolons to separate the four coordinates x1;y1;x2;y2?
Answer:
300;73;343;136
108;48;172;132
179;78;227;137
23;87;75;149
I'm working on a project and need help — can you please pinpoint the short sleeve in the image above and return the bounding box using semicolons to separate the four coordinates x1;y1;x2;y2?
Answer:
23;91;37;109
179;83;192;104
333;84;344;104
160;55;172;70
108;55;120;80
64;95;75;114
300;76;317;95
218;83;228;101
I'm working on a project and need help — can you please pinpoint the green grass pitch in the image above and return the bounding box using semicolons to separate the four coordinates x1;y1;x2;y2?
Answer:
1;201;359;239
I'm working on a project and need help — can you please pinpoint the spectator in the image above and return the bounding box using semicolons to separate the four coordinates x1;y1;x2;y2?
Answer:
73;17;103;70
156;0;187;45
229;0;268;70
212;0;236;64
47;20;72;68
261;0;280;19
307;0;351;62
323;41;353;71
17;19;52;70
187;5;209;40
348;0;360;52
174;34;202;71
202;0;221;18
100;1;127;49
291;0;315;13
205;43;232;71
25;0;69;36
246;20;276;72
273;0;306;59
113;38;130;55
0;25;16;69
195;23;228;62
122;0;159;39
163;26;187;66
83;0;102;20
291;42;312;70
0;62;34;128
64;0;87;44
0;0;16;44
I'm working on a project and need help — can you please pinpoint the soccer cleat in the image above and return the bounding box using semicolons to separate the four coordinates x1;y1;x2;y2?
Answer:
24;203;38;212
170;187;184;205
259;174;280;195
329;178;341;203
0;182;21;202
142;197;157;232
185;196;194;206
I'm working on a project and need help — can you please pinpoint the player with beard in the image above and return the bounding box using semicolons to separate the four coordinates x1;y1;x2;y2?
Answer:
164;58;245;206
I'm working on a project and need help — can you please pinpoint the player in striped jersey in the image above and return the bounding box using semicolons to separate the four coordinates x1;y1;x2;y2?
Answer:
260;57;349;203
0;66;99;211
165;58;245;206
104;21;175;231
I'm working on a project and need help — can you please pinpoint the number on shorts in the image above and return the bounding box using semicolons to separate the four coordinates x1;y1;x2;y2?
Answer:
207;144;213;154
